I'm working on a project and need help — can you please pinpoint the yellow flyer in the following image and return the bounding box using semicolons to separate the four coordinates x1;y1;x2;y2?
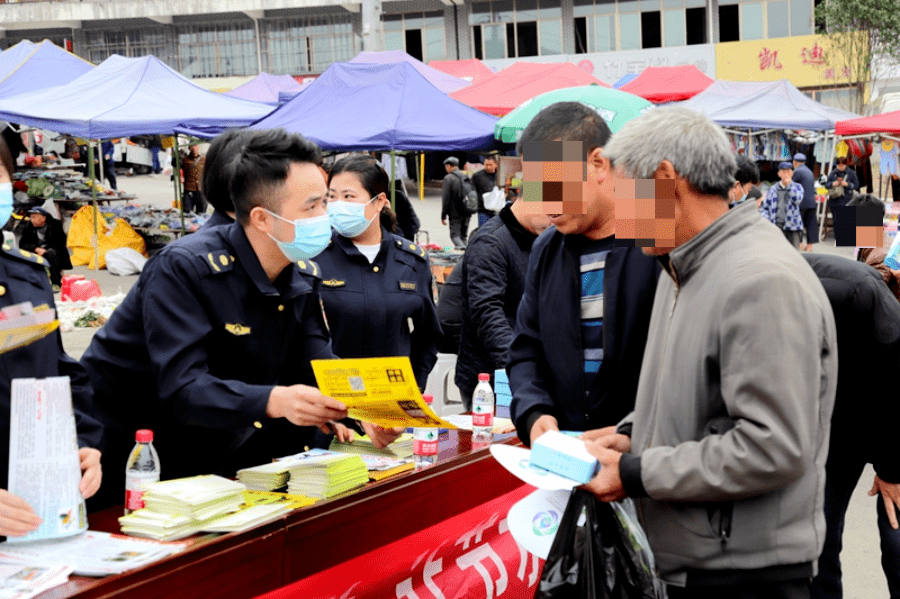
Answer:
311;357;459;429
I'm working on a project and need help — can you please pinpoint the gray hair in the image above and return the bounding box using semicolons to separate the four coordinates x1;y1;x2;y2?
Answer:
604;106;737;199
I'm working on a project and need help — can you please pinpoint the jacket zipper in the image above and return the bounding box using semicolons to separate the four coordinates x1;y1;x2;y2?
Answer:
566;247;589;423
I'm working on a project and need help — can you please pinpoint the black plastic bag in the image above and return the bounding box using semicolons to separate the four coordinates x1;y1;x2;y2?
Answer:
536;490;665;599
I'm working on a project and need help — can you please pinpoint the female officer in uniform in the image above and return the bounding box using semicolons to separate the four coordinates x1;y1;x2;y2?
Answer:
0;137;103;533
317;155;442;390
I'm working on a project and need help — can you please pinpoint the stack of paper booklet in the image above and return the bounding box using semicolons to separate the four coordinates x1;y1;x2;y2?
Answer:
236;460;298;491
286;454;369;499
119;475;246;541
329;433;414;459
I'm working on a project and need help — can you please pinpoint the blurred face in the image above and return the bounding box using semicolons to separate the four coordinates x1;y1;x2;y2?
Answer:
328;171;388;222
189;145;200;155
520;140;613;237
445;163;454;174
728;181;753;203
255;161;328;243
29;213;47;228
837;162;848;172
778;168;793;185
613;174;677;256
484;158;498;174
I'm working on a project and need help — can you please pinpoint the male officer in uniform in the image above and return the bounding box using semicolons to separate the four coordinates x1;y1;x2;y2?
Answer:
0;135;103;532
81;129;352;509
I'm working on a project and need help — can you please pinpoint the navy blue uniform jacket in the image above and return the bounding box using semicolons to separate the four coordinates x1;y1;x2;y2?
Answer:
81;222;334;497
0;244;103;489
508;228;660;444
315;229;441;390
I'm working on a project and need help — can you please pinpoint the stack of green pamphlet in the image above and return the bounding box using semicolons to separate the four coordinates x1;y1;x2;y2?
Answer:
286;455;369;499
119;475;246;541
328;433;414;459
236;460;297;491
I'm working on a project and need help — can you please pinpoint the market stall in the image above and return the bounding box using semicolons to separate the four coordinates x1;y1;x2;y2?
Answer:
224;72;303;106
834;110;900;200
428;58;494;83
449;61;610;116
618;65;714;103
0;40;93;99
350;49;470;93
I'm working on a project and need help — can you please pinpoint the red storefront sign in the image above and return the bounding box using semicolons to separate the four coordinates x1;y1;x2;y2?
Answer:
257;484;542;599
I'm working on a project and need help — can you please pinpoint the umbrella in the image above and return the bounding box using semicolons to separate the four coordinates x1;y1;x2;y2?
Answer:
494;84;653;143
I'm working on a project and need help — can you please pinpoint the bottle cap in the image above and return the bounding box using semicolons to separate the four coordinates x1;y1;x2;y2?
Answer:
478;373;490;381
135;429;154;443
422;394;434;405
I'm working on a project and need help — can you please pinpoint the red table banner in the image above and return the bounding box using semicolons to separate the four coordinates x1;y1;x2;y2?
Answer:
258;484;543;599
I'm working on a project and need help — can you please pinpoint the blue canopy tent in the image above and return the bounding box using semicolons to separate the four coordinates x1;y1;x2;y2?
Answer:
679;79;858;130
224;72;303;105
349;50;470;94
613;73;639;89
0;54;272;268
0;40;93;99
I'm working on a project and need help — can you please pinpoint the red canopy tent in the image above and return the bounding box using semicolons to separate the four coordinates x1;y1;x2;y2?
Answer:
835;110;900;136
619;65;714;103
428;59;494;83
449;61;609;116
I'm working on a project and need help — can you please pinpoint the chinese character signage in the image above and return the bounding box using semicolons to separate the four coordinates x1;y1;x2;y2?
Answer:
717;34;860;87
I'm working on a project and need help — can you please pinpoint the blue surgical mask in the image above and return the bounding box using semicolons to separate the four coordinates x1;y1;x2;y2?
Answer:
327;197;377;238
266;210;331;262
0;182;12;227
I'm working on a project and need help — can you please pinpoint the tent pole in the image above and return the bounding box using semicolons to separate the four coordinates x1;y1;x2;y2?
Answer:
88;141;100;271
419;152;425;201
174;135;185;234
389;149;396;212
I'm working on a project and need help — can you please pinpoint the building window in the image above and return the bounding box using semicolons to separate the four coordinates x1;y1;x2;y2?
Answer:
573;0;616;53
83;29;177;69
664;9;686;46
641;11;662;48
470;0;563;59
685;6;707;44
177;22;258;78
789;0;812;35
263;16;355;76
381;11;446;62
718;4;740;42
619;12;641;49
766;0;789;38
741;3;764;40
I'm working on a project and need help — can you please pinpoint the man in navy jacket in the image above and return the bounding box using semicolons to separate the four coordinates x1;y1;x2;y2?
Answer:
507;102;660;445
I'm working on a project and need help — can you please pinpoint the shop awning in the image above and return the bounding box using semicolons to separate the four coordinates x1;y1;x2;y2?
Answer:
349;50;470;93
224;73;303;105
0;40;93;99
835;110;900;136
428;59;494;83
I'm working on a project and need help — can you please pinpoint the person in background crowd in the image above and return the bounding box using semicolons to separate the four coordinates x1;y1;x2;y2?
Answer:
317;154;441;392
440;157;470;249
148;135;163;175
472;155;499;227
80;129;369;510
436;264;464;355
760;161;804;249
198;130;247;230
802;253;900;599
793;153;818;251
584;106;837;599
62;135;79;162
18;207;72;291
181;144;206;214
729;154;760;207
827;158;859;208
1;124;26;167
99;140;117;191
455;193;551;410
506;102;660;447
391;179;421;242
0;136;103;534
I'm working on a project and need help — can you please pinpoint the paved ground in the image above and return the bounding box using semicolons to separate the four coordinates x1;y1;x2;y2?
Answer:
59;173;888;598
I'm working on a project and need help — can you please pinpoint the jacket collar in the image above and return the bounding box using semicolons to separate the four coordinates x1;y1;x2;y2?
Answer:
499;204;539;251
226;221;310;298
330;227;391;264
667;200;757;287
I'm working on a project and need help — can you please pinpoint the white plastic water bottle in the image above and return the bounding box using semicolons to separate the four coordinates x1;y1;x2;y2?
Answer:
472;373;494;444
414;394;439;467
124;429;160;515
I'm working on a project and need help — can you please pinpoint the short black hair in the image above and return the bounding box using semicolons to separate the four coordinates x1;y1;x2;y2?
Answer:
202;129;248;216
483;154;499;163
847;193;886;216
226;129;323;225
734;154;760;186
516;101;612;160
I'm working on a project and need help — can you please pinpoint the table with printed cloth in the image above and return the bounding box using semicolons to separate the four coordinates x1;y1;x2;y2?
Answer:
33;429;539;599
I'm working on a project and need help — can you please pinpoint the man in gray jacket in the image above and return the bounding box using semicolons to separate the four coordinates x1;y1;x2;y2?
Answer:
583;107;838;599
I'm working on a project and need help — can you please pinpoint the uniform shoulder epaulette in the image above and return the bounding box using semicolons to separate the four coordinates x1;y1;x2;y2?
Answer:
393;236;427;260
1;243;47;268
201;249;235;275
296;258;321;279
